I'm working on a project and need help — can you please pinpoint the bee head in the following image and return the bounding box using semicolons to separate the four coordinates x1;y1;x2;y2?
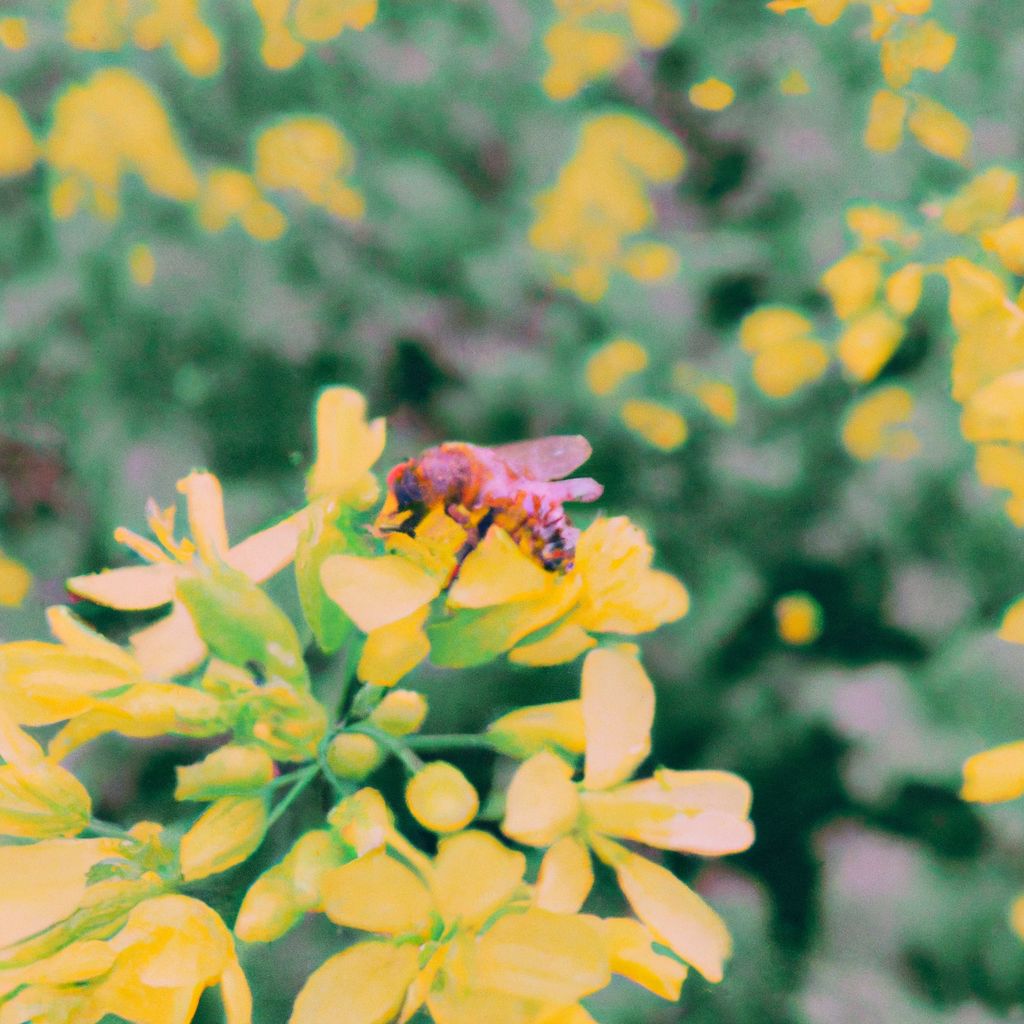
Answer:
387;461;425;509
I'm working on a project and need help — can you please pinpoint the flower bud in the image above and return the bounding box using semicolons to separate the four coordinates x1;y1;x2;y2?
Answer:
234;873;303;943
327;787;393;854
368;689;428;736
174;744;275;801
179;794;268;882
405;762;478;833
325;733;383;781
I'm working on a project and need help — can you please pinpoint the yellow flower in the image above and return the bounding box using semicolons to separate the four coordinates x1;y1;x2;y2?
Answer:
836;307;904;382
254;116;364;220
0;17;28;50
292;829;610;1024
739;306;830;398
619;399;688;451
529;112;685;300
67;471;308;679
820;251;883;321
1;895;251;1024
585;337;649;396
0;549;31;606
688;77;735;111
864;89;907;153
962;741;1024;804
0;94;36;177
198;168;287;241
841;386;919;461
178;795;269;882
501;645;753;981
906;96;971;162
542;0;682;100
46;69;198;220
251;0;378;70
773;592;824;645
941;167;1018;235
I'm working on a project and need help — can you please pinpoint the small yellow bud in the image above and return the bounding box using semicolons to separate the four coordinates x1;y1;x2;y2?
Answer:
368;689;429;736
179;795;268;882
405;762;479;833
175;744;276;801
688;77;735;111
325;733;384;781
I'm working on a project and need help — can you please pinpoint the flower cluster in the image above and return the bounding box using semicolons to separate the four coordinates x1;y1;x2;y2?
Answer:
0;70;362;239
529;113;685;302
0;387;753;1024
541;0;683;100
767;0;967;161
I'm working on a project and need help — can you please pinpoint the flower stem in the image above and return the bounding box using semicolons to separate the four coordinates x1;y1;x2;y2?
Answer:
404;733;503;754
265;764;319;831
351;724;424;775
87;817;130;839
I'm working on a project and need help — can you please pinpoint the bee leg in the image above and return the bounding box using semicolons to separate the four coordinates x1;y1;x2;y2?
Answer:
446;503;471;526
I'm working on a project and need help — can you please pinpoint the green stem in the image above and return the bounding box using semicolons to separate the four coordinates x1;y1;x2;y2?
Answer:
351;724;424;775
334;635;365;724
404;733;502;754
87;817;130;839
264;764;319;831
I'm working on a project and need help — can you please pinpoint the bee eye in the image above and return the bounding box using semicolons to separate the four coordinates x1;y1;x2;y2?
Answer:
393;468;424;507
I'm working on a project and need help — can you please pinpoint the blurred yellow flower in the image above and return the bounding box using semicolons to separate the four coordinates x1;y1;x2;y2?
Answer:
254;116;365;220
0;16;28;50
585;337;649;396
739;306;830;398
907;96;971;162
779;68;810;94
619;399;688;451
941;167;1017;236
0;94;37;178
46;69;198;220
688;77;735;111
251;0;378;70
841;386;919;461
864;88;908;152
198;169;287;241
530;112;685;301
773;592;824;645
962;741;1024;803
542;0;682;99
0;548;31;606
128;243;156;287
836;307;904;381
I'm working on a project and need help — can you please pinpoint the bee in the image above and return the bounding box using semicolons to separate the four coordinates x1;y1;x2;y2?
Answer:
379;435;603;570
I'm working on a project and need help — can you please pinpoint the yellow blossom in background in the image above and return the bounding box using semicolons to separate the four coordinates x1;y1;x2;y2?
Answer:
0;549;31;606
907;95;971;162
585;337;649;395
619;398;688;451
543;0;682;99
836;307;904;381
0;17;28;50
198;168;287;241
529;112;685;301
688;77;735;111
739;306;830;398
841;385;919;461
941;168;1018;235
962;740;1024;804
128;243;156;287
779;68;810;94
46;69;198;220
65;0;221;76
254;116;365;221
0;94;37;178
766;0;848;26
251;0;378;70
773;592;823;645
672;362;739;424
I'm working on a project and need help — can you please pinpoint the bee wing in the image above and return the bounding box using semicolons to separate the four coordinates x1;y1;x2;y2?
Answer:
489;435;593;480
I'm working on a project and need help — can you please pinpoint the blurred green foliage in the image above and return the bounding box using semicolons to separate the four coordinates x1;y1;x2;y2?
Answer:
6;1;1024;1022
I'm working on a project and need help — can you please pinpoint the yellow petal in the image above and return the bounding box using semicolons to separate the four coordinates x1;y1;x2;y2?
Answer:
820;251;882;320
0;551;30;607
885;263;924;317
535;836;593;913
582;646;654;790
1000;596;1024;644
688;78;735;111
751;338;830;398
306;387;386;506
67;564;178;611
606;846;731;982
619;400;688;452
358;607;430;687
487;700;586;757
405;761;479;834
739;307;813;352
774;591;826;642
476;908;610;1005
321;849;432;935
508;625;597;667
447;528;551;608
431;829;526;926
45;607;140;673
836;308;904;382
502;751;580;847
0;837;119;949
864;89;907;153
585;338;649;396
179;472;231;564
179;795;268;882
598;916;687;1000
129;602;208;679
907;97;970;162
962;741;1024;803
225;509;309;583
321;554;441;633
290;942;419;1024
962;371;1024;443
